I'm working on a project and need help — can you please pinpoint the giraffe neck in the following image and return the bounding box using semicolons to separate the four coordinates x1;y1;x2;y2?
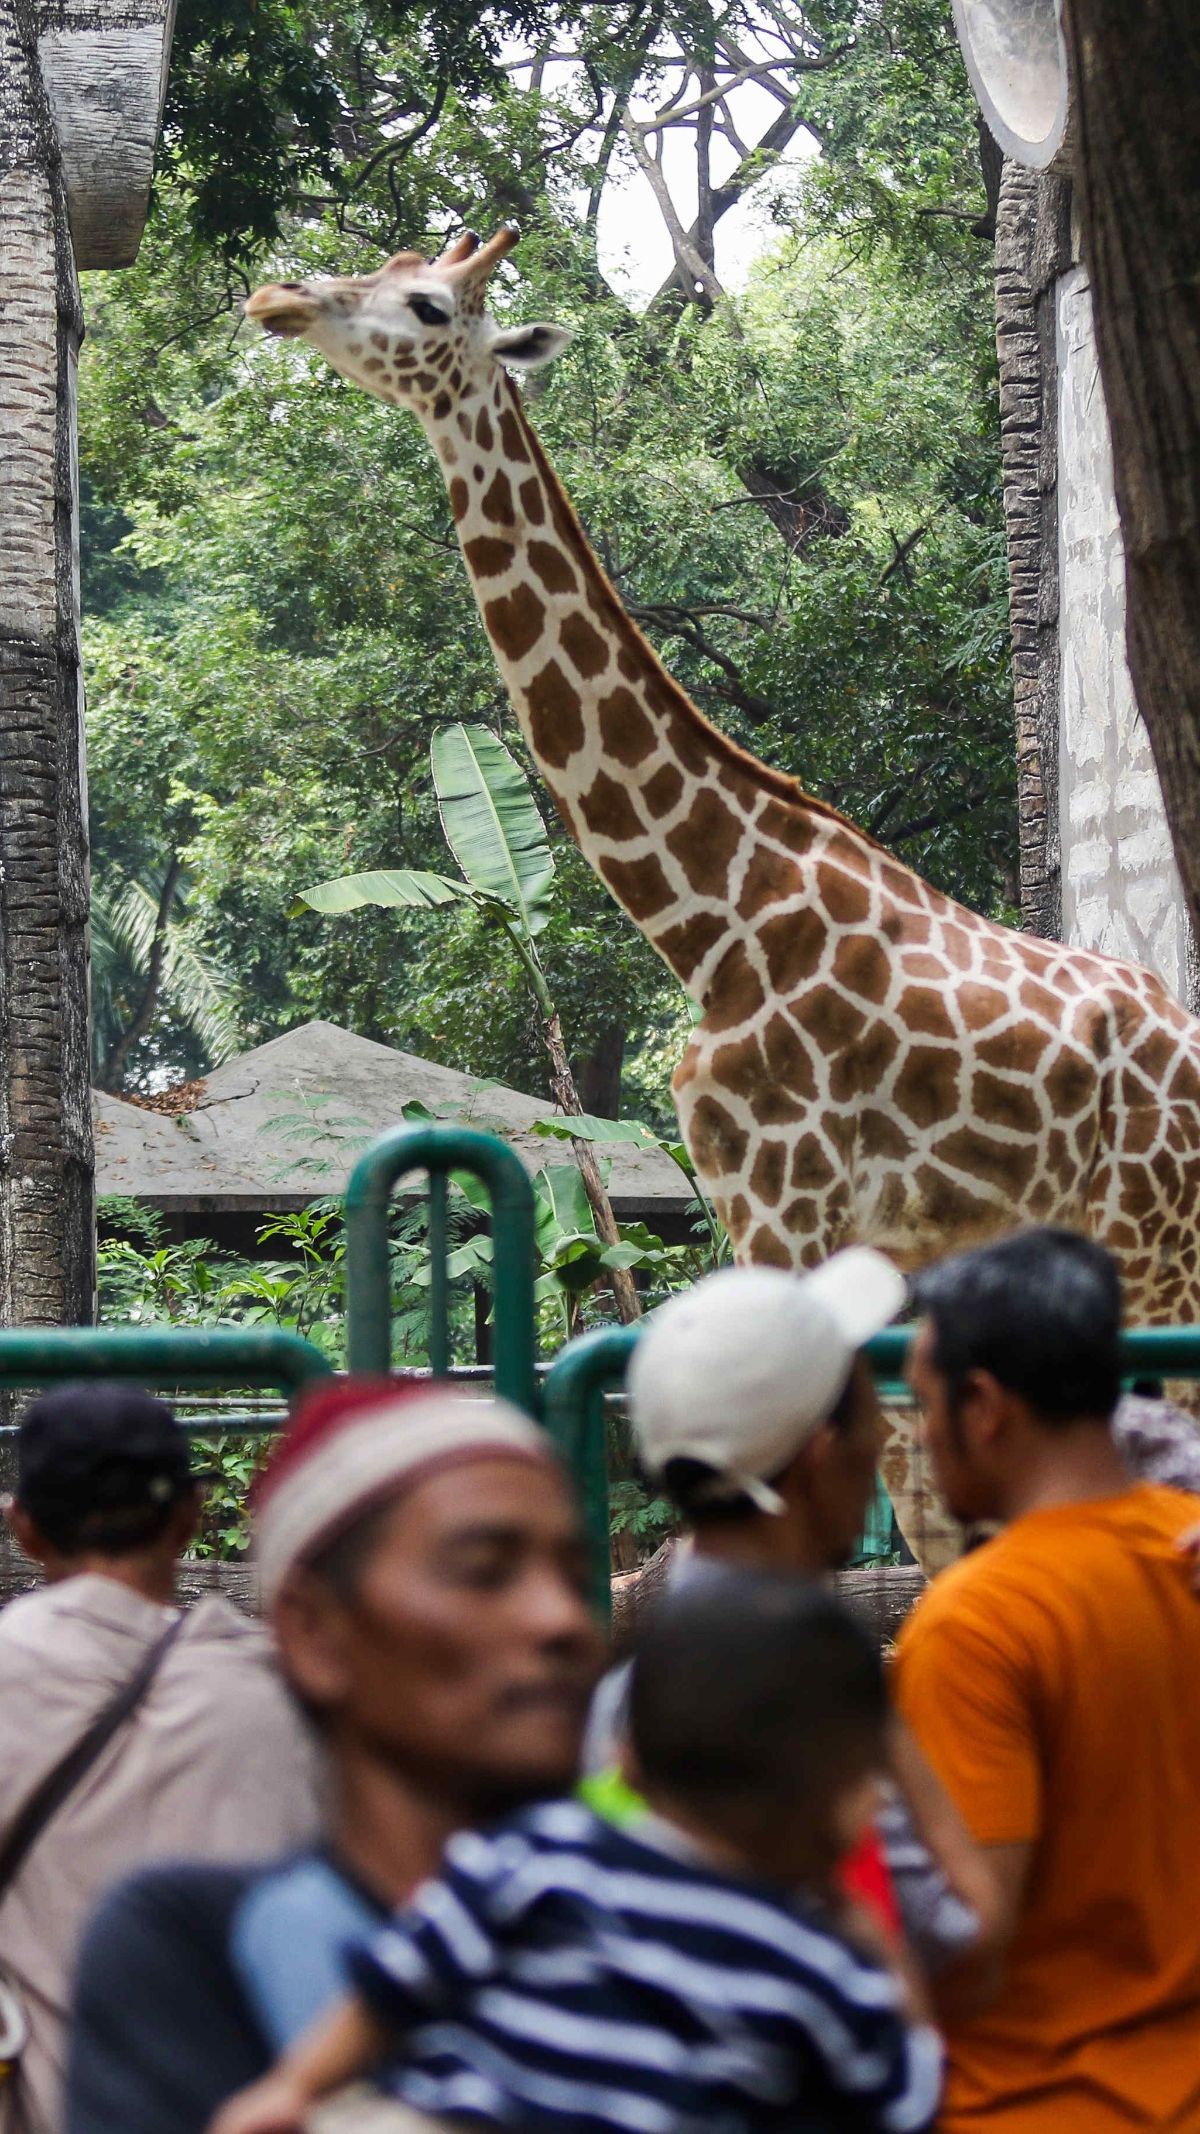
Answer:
424;372;860;999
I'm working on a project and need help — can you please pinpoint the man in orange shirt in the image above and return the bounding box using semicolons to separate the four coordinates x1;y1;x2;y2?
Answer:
894;1227;1200;2134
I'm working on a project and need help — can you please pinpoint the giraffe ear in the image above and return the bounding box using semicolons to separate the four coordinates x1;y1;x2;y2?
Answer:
487;322;572;371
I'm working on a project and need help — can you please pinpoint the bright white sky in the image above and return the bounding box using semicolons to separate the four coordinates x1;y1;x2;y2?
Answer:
516;57;818;305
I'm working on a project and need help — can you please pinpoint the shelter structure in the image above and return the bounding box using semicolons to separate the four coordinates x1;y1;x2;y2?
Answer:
94;1020;698;1252
0;0;176;1326
951;0;1196;1008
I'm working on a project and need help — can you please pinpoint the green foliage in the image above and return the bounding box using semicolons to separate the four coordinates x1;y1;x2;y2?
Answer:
80;0;1015;1118
432;724;556;938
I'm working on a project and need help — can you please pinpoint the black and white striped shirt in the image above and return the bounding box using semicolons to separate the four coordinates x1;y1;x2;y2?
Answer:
347;1800;942;2133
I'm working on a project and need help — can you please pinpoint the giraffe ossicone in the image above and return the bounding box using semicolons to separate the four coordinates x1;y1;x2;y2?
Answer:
247;228;1200;1570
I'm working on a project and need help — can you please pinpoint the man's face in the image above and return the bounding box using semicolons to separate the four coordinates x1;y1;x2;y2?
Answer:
907;1318;996;1524
279;1456;604;1810
806;1358;886;1566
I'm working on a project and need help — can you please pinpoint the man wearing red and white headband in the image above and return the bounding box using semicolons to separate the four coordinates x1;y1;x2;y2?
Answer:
66;1381;604;2134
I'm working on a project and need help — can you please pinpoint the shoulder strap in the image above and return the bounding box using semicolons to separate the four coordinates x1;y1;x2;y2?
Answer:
0;1611;186;1902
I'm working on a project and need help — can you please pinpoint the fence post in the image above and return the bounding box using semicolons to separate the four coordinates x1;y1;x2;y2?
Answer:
345;1124;538;1412
542;1325;639;1618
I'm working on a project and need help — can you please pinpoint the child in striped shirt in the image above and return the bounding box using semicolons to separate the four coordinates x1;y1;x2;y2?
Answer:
210;1575;941;2134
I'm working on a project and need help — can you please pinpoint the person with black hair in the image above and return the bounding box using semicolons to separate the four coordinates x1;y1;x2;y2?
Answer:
585;1253;1001;1985
208;1575;942;2134
895;1226;1200;2132
0;1385;318;2134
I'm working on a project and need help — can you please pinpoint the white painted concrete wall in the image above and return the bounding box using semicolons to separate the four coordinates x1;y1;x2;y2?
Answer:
1056;263;1191;1004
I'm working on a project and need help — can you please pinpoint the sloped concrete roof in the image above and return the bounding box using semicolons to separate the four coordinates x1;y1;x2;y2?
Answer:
94;1020;692;1219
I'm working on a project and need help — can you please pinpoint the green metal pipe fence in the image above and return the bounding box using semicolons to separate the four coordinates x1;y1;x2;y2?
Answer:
344;1124;537;1411
11;1122;1200;1620
0;1326;331;1407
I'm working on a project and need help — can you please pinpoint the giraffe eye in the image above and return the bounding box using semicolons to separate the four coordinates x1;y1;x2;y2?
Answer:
410;295;450;328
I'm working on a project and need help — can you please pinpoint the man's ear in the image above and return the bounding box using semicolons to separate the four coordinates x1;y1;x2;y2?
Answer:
488;321;572;371
272;1570;355;1712
961;1367;1009;1448
6;1501;50;1570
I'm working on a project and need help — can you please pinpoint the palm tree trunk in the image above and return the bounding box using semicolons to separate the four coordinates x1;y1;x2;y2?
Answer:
1061;0;1200;945
0;0;94;1325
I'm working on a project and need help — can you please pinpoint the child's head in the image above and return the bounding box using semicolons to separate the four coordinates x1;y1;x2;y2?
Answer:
626;1571;887;1885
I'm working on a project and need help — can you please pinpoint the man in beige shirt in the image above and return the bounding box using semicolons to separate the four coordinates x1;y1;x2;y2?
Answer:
0;1384;320;2134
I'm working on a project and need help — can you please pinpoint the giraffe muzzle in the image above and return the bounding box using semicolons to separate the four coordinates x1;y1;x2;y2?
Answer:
244;284;319;337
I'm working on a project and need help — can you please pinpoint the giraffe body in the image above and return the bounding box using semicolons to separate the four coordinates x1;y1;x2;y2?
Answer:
246;233;1200;1565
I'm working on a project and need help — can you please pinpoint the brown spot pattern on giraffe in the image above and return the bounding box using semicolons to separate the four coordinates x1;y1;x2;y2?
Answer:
600;851;673;920
762;1014;818;1103
484;585;546;664
940;1125;1037;1198
969;1070;1043;1138
527;541;578;595
689;1096;749;1177
482;470;516;528
560;612;609;679
750;1142;787;1207
704;942;766;1030
1044;1048;1096;1119
526;661;584;767
757;801;815;857
790;986;866;1051
740;846;799;917
642;763;685;819
579;773;644;843
757;909;826;995
463;536;516;579
893;1047;960;1130
665;789;743;899
832;934;891;1005
499;408;530;463
659;911;727;983
817;867;872;927
899;988;958;1042
857;1109;913;1162
597;688;655;766
520;479;546;525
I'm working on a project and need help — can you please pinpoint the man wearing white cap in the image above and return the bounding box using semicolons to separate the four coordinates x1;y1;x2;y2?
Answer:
588;1249;999;1985
67;1380;604;2134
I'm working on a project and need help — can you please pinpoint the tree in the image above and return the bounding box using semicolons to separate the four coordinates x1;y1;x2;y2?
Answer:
78;0;1014;1120
305;721;642;1322
92;868;238;1091
1059;0;1200;947
0;3;92;1326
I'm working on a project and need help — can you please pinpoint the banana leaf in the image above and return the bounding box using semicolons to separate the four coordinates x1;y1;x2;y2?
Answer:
431;723;555;938
296;868;474;915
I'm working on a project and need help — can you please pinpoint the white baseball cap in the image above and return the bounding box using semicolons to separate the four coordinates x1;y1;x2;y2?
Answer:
627;1248;907;1515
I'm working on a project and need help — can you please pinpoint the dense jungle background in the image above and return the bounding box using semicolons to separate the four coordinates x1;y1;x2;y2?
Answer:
85;0;1015;1121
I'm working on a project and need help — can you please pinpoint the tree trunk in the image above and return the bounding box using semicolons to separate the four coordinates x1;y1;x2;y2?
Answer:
541;1013;642;1328
575;1022;625;1120
1059;0;1200;944
0;0;94;1327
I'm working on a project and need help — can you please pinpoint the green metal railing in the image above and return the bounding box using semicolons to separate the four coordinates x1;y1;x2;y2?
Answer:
541;1321;1200;1432
17;1119;1200;1620
0;1326;332;1441
542;1328;634;1614
0;1326;330;1402
539;1318;1200;1608
344;1124;537;1411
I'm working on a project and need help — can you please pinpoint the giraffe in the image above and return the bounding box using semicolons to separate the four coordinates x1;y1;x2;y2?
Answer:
247;227;1200;1567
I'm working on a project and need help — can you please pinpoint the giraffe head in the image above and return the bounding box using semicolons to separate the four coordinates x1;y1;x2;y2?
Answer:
244;226;570;424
